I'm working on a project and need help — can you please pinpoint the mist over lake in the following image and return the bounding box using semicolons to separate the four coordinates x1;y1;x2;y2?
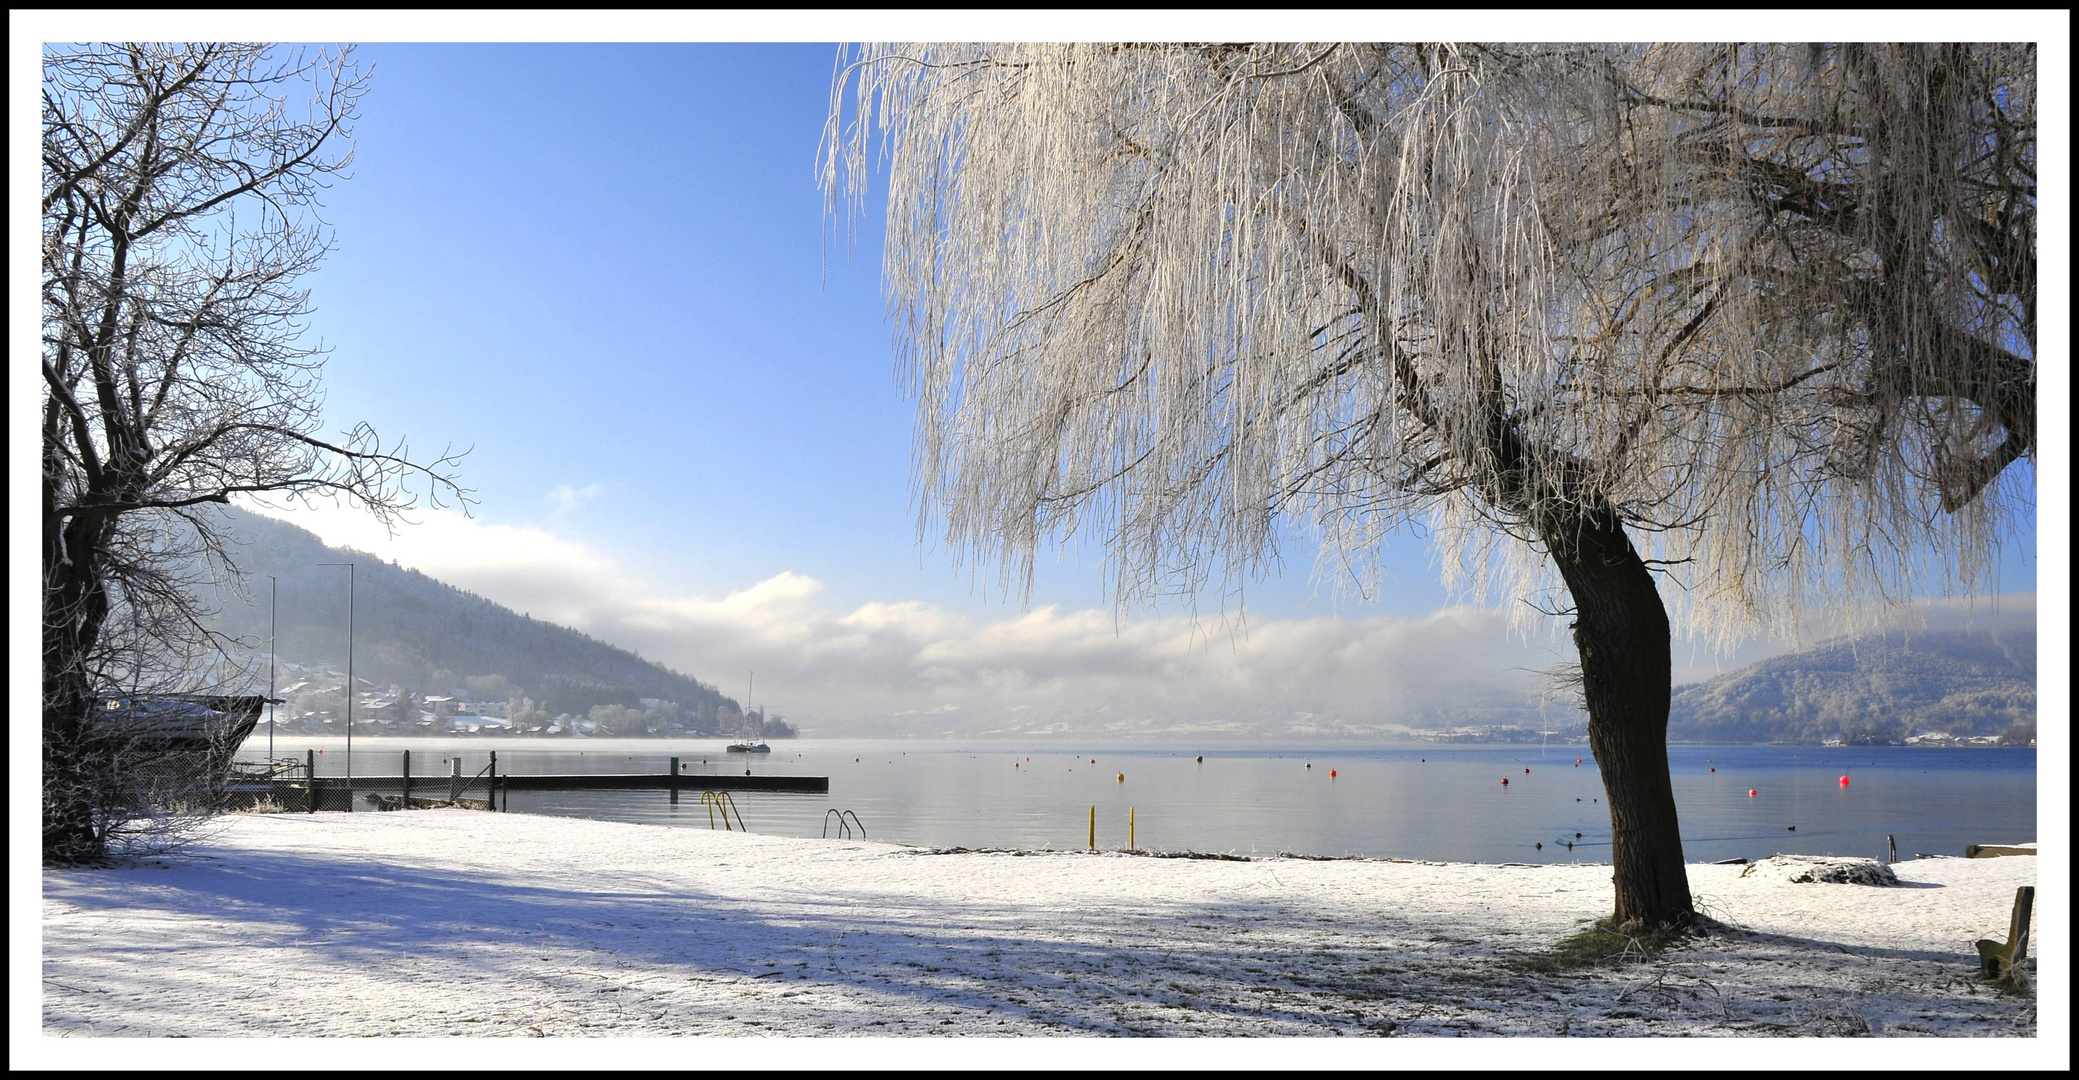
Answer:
254;736;2035;864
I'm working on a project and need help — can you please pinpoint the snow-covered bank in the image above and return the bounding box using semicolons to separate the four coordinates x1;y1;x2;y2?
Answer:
40;812;2041;1046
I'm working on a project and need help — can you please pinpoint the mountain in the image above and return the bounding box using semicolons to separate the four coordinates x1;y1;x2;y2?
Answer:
196;507;742;734
1667;625;2036;745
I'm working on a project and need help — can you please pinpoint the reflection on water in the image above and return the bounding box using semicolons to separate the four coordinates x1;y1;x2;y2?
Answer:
245;737;2036;864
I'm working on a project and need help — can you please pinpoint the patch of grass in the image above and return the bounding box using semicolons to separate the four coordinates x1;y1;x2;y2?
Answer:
1515;917;1698;974
1993;967;2035;998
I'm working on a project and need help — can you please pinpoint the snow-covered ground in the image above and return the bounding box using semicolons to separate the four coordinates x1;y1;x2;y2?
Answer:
35;811;2050;1058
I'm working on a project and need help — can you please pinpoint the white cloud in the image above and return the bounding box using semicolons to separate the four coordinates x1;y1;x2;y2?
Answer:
232;498;2034;741
545;483;604;516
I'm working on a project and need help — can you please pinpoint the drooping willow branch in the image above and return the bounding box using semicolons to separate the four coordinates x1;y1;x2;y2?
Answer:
826;41;2035;644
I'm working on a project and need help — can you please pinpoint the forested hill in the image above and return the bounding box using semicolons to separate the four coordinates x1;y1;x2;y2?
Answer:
1668;624;2036;745
199;507;736;723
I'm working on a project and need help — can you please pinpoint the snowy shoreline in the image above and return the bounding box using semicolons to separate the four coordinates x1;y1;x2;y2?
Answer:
36;810;2048;1058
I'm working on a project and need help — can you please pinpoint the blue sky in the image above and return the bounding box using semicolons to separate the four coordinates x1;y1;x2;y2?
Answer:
290;41;1459;621
13;20;2059;738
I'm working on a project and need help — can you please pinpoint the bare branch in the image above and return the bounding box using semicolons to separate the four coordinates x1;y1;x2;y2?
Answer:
41;43;467;864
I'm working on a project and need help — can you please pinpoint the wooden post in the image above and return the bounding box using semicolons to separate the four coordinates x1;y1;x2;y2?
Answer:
1130;806;1136;851
403;749;412;806
1088;806;1095;850
670;757;680;804
489;751;497;806
451;757;461;802
1888;834;1897;864
2008;886;2034;975
1976;885;2036;982
307;749;317;813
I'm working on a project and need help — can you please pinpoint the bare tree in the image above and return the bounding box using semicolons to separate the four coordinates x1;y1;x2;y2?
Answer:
827;43;2035;926
42;43;467;864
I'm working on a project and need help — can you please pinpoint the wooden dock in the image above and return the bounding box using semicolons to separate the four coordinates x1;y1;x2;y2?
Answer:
308;772;828;796
500;773;828;793
235;751;828;812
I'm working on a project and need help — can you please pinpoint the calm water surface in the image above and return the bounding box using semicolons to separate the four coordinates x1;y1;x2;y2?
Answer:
244;736;2036;864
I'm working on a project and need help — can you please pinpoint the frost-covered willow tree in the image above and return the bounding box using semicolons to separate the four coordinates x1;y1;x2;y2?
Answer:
825;43;2035;926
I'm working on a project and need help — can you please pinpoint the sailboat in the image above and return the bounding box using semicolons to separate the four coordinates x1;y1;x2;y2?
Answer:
725;670;772;753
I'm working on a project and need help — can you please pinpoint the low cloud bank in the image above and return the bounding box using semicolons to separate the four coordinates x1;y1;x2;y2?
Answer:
243;500;2032;740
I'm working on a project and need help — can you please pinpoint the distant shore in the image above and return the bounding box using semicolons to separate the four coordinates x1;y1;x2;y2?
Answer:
238;732;2034;747
43;811;2037;1040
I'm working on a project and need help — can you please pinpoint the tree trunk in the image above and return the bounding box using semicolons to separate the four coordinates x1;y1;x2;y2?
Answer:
42;679;101;865
43;511;111;865
1543;502;1694;927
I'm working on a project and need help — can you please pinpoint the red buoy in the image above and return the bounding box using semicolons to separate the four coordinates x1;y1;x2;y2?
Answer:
1524;768;1531;774
1748;789;1758;797
1839;775;1850;786
1501;777;1509;786
1709;767;1716;772
1329;769;1337;779
1575;758;1583;765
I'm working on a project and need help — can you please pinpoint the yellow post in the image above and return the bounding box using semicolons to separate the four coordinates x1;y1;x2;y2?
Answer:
1130;806;1136;850
1088;805;1096;850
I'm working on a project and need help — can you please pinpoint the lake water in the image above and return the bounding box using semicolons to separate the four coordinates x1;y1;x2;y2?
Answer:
241;736;2037;865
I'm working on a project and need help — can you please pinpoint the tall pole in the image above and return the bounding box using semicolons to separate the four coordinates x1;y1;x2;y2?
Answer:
347;562;354;811
267;574;277;760
321;562;356;811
